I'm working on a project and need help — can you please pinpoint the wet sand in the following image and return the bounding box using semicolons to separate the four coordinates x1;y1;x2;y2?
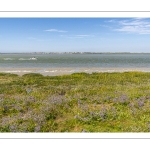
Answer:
1;67;150;76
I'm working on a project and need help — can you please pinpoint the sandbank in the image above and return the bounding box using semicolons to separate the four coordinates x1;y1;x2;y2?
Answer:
0;67;150;76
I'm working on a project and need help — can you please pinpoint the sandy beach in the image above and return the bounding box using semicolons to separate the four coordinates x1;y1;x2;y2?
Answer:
1;67;150;76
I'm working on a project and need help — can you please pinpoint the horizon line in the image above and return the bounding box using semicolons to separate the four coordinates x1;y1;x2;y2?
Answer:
1;52;150;54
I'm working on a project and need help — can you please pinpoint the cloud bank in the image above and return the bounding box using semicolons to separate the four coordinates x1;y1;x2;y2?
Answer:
45;29;67;33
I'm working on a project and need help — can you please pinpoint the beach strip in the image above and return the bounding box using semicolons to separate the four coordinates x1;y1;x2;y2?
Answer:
1;67;150;76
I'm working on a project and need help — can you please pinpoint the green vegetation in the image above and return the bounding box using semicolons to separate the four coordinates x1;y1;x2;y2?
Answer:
1;72;150;132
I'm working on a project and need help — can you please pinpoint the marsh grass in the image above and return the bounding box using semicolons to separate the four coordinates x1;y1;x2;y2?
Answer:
1;72;150;132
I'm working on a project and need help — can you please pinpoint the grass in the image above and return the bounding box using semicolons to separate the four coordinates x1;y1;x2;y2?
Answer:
1;71;150;132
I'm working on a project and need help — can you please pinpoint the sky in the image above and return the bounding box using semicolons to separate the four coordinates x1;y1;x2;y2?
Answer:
1;18;150;53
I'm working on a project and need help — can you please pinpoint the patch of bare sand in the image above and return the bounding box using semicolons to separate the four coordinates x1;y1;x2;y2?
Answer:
0;67;150;76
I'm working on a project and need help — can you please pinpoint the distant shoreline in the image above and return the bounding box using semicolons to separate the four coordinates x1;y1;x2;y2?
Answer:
1;52;150;55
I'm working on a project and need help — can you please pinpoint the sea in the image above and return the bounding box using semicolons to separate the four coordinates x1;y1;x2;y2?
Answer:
1;53;150;75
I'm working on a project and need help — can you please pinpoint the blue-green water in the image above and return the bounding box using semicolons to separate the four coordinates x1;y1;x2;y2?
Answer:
1;53;150;68
1;53;150;75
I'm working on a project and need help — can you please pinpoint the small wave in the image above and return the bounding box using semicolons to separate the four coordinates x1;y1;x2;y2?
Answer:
2;70;31;73
19;58;30;60
44;70;75;73
44;70;58;72
22;71;32;72
29;57;37;60
19;57;37;60
3;58;14;60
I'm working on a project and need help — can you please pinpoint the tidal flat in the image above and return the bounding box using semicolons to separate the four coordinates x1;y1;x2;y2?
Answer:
1;72;150;132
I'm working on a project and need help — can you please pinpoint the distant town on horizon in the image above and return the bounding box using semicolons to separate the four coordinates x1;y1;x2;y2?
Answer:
1;52;150;54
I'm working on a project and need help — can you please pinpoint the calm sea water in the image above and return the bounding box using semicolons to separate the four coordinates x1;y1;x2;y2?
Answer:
1;53;150;74
1;53;150;68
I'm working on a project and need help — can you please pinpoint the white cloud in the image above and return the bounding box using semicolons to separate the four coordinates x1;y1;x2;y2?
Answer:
76;34;90;37
99;24;112;28
59;34;94;39
113;18;150;34
106;19;116;23
45;29;67;33
69;34;94;39
27;37;51;42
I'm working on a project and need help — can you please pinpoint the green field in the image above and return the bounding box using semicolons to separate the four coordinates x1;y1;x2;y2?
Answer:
1;72;150;132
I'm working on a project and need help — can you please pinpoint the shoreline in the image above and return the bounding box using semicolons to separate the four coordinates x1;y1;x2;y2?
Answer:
1;67;150;76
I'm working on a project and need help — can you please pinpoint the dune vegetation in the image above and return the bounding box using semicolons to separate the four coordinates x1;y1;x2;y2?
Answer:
1;72;150;132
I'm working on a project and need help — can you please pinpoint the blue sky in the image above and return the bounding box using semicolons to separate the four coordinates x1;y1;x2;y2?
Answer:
1;18;150;53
